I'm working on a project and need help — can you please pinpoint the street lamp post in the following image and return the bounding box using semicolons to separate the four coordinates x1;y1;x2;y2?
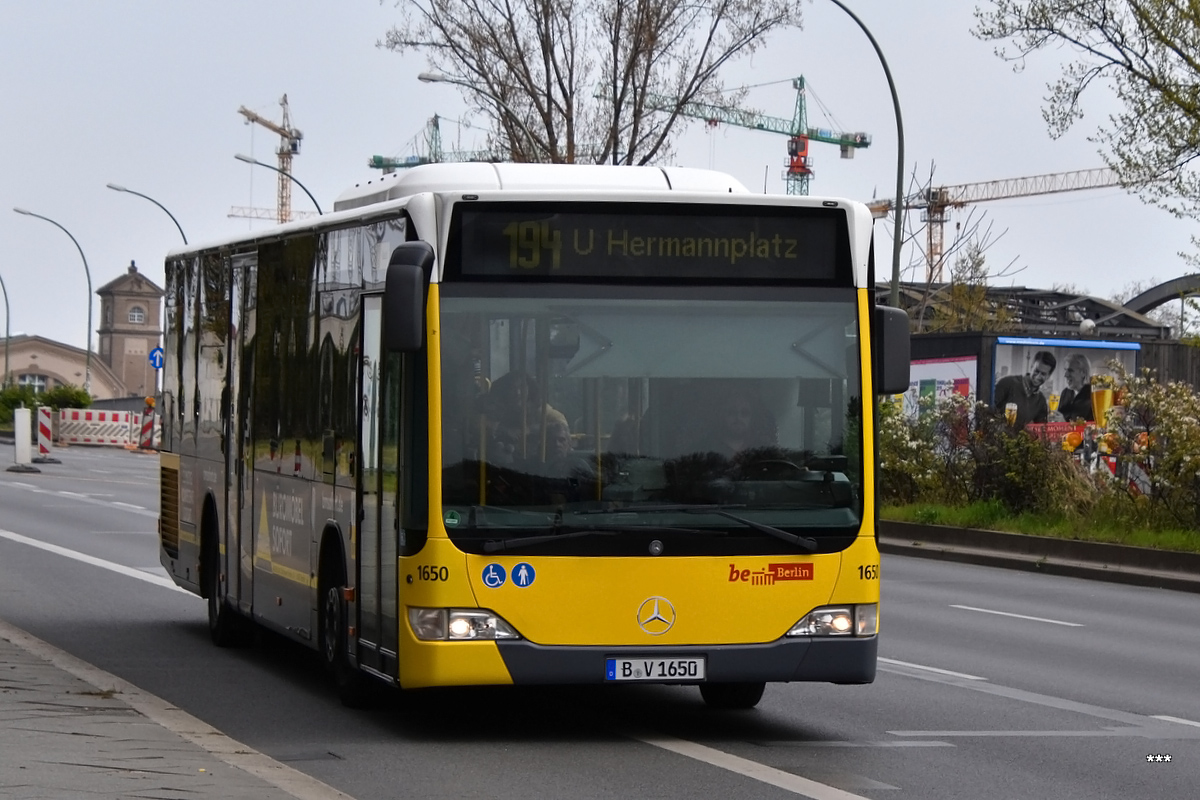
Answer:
12;208;93;392
106;183;188;244
0;271;9;387
418;72;520;158
418;70;519;120
233;154;323;216
826;0;906;308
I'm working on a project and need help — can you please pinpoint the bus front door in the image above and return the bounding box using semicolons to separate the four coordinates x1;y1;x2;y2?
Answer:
356;297;401;679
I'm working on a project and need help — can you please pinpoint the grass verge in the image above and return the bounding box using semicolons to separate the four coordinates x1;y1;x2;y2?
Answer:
882;501;1200;555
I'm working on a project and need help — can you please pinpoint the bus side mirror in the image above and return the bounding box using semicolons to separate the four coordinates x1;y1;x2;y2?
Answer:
873;306;911;395
384;242;434;352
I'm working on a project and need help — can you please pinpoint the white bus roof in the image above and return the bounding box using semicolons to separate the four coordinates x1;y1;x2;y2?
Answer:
333;162;749;211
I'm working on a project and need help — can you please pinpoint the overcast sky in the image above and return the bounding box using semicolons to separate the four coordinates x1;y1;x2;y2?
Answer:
1;1;1194;357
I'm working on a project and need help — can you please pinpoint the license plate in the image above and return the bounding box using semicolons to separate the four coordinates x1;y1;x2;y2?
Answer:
605;657;706;681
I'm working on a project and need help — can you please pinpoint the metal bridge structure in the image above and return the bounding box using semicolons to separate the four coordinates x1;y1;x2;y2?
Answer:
877;282;1173;340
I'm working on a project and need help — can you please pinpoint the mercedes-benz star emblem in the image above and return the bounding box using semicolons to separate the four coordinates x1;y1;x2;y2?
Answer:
637;596;676;635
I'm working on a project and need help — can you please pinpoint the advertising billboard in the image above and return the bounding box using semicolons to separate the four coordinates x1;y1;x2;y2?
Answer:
992;337;1139;429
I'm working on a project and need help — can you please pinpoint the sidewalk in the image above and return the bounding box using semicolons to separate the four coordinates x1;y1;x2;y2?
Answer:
880;521;1200;593
0;618;353;800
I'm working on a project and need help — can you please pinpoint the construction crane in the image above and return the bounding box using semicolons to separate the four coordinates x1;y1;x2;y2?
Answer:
868;167;1123;282
645;76;871;195
237;95;304;223
369;114;500;173
226;206;318;221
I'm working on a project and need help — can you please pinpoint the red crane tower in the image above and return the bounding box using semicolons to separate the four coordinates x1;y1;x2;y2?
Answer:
236;95;304;223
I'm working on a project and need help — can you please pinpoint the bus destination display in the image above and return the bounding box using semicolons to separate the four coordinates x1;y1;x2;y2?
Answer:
450;204;847;281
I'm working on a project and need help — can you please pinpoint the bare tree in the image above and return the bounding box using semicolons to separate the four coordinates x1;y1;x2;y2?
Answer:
381;0;799;165
973;1;1200;220
885;162;1024;332
924;240;1022;333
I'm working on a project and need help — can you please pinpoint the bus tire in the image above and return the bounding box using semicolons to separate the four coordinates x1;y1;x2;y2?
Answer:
202;526;245;648
318;557;372;709
699;682;765;710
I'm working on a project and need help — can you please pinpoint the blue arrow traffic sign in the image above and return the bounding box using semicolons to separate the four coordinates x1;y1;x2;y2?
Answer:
149;347;164;369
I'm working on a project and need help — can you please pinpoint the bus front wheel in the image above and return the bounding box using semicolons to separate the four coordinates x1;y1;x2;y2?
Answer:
203;531;244;647
318;565;371;708
699;682;765;710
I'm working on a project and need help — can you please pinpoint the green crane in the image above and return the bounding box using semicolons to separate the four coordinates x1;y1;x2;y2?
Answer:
369;114;502;172
648;76;871;195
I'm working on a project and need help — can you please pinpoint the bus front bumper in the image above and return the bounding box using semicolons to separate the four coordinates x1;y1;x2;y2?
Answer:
495;635;876;685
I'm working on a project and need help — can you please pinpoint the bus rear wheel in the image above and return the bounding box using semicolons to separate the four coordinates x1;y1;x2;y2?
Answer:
699;682;765;710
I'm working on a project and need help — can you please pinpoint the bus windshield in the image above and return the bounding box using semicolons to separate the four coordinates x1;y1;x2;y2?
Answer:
439;285;864;556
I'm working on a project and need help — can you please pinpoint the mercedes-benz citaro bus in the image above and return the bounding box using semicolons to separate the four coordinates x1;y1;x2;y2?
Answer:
158;162;910;709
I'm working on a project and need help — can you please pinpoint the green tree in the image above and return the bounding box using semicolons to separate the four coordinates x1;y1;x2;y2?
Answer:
973;1;1200;222
382;0;799;165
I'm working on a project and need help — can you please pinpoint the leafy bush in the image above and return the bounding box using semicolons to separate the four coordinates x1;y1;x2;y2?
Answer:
0;385;37;425
961;404;1091;517
880;392;994;507
880;367;1200;535
37;384;92;410
879;393;1093;517
0;383;91;425
1105;367;1200;530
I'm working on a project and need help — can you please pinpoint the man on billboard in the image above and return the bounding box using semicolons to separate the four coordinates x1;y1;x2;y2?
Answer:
993;350;1056;429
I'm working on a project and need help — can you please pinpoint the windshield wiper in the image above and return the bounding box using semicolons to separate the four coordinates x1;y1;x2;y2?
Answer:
682;508;818;552
584;504;818;552
482;524;709;553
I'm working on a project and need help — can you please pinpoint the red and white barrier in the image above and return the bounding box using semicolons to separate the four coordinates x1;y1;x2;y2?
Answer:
37;407;53;457
139;411;156;449
58;409;136;446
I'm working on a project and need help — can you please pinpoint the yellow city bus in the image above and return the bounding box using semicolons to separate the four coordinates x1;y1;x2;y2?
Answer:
158;162;909;709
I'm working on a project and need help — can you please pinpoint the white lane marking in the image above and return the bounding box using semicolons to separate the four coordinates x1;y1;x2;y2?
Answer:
628;732;870;799
950;604;1084;627
0;529;189;594
887;729;1147;738
877;657;986;681
757;740;953;748
0;480;156;517
0;618;357;800
1153;715;1200;729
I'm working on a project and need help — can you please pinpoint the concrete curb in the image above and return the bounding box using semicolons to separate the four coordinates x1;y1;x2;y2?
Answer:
880;520;1200;594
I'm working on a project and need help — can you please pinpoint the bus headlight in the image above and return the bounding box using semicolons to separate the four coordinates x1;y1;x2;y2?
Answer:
786;604;877;637
408;608;521;641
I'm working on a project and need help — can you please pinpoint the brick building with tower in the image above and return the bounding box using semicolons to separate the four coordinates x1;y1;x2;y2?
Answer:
2;260;163;402
96;261;165;399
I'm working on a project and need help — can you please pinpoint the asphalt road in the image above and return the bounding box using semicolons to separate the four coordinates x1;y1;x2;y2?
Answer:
1;443;1196;799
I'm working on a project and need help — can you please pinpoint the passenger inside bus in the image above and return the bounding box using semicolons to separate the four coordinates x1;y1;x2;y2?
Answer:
480;370;569;466
693;383;777;458
536;417;593;479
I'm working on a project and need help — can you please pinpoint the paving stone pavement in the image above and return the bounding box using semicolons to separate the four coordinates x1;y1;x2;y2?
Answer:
0;620;353;800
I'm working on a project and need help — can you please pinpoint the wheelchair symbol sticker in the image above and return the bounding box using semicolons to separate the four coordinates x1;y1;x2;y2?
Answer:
482;563;506;588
